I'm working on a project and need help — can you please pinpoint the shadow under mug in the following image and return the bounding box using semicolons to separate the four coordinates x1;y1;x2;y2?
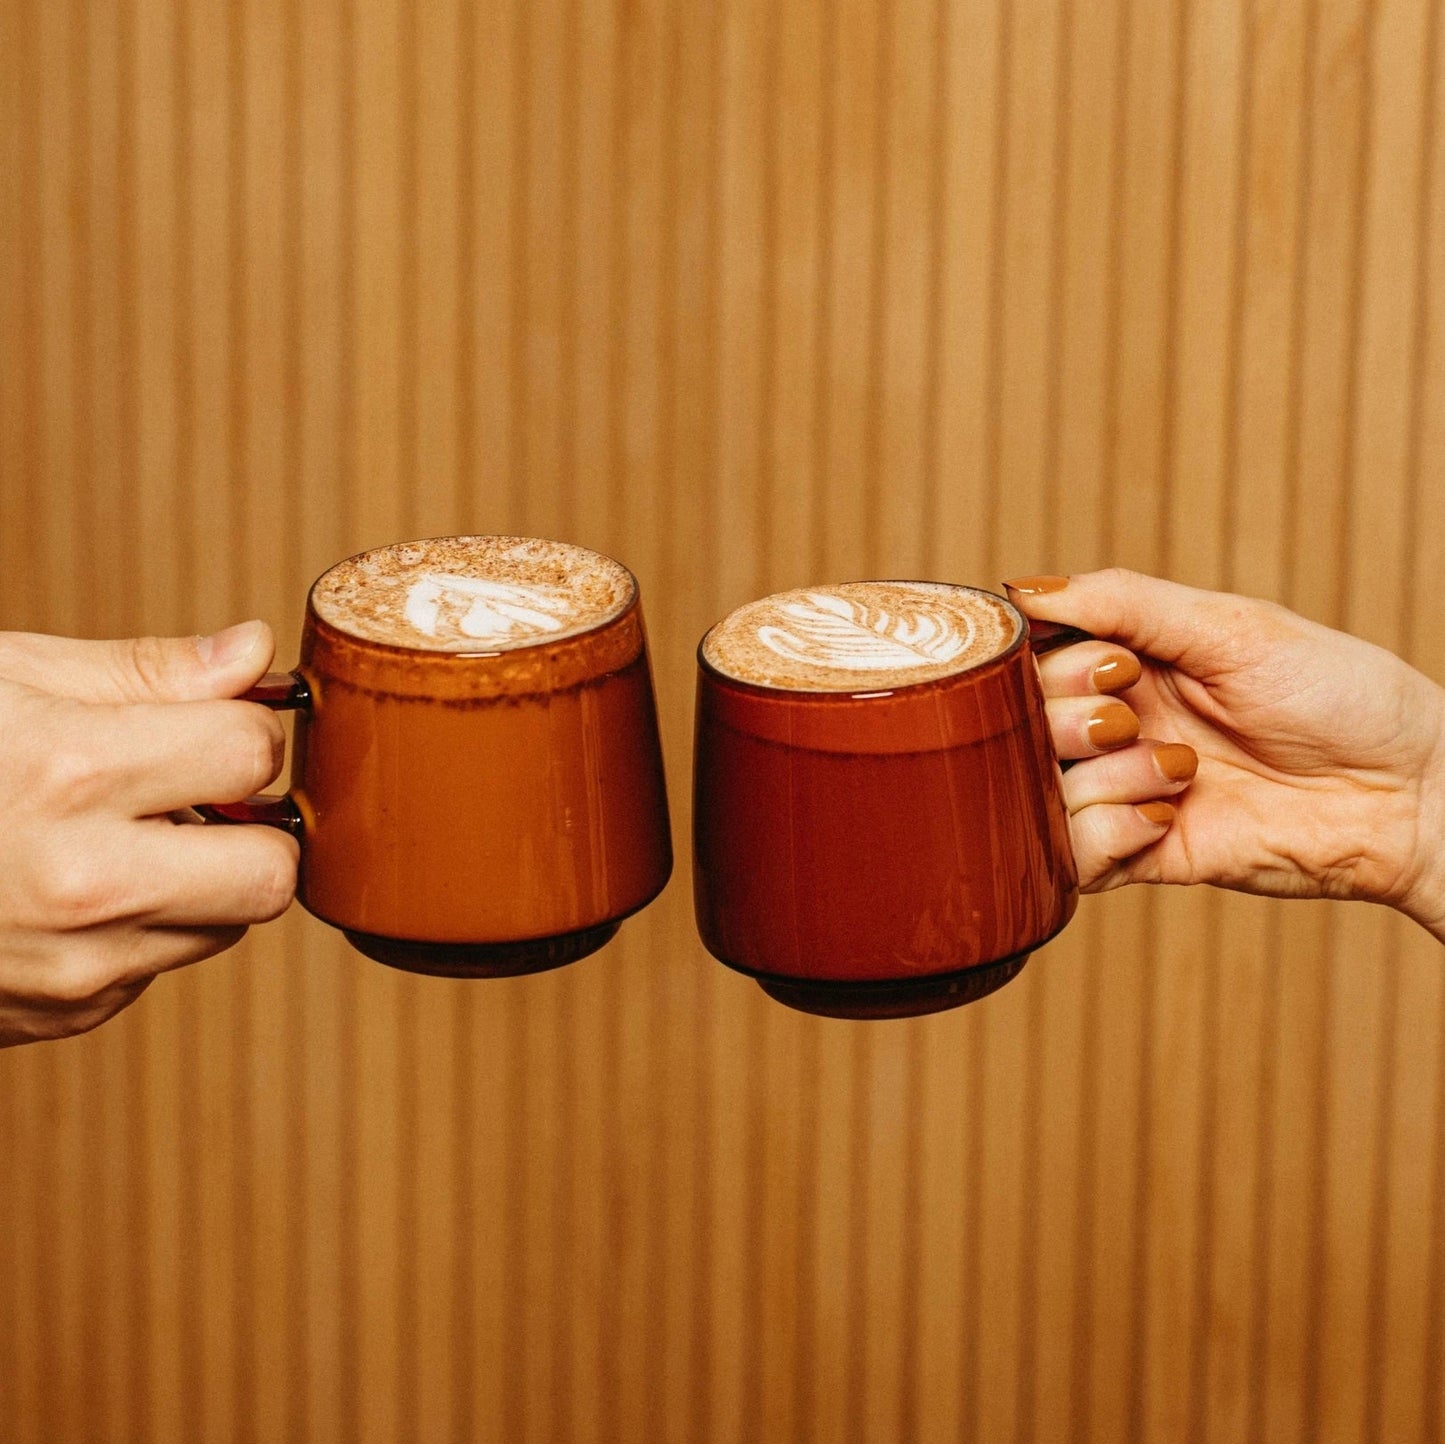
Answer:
201;545;673;978
692;592;1087;1019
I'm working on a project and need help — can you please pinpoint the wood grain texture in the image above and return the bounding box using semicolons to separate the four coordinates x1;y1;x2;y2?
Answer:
2;1;1443;1439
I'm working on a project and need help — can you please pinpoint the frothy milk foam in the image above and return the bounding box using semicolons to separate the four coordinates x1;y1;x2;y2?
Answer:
703;582;1021;691
312;536;635;652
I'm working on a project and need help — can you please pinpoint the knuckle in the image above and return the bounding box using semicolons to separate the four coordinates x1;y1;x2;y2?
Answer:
236;707;286;790
44;949;121;1007
1067;813;1110;891
244;839;299;922
1069;801;1110;853
34;854;119;928
119;635;183;701
210;706;286;800
1250;597;1299;636
1096;566;1140;590
37;738;105;813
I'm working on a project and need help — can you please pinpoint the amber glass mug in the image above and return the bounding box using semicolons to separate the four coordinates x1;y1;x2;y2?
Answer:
693;581;1085;1019
203;536;673;976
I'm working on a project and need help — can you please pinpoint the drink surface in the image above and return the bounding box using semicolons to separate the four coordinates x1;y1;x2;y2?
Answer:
311;535;635;652
701;581;1021;692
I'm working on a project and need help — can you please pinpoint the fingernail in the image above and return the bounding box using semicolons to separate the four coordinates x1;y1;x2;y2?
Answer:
1086;702;1140;750
1153;742;1198;782
1137;801;1176;827
198;620;263;668
1003;574;1070;595
1091;652;1142;694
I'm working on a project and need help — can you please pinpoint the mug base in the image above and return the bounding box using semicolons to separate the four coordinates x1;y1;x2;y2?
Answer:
342;921;622;979
751;950;1030;1020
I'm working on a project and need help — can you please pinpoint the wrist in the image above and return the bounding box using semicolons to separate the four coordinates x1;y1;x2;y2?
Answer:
1399;681;1445;944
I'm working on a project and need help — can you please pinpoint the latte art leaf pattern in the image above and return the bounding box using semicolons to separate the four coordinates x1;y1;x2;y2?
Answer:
404;572;578;644
756;591;975;672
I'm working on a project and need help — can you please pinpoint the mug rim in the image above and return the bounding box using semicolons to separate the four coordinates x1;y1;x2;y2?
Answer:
695;579;1029;700
305;533;641;660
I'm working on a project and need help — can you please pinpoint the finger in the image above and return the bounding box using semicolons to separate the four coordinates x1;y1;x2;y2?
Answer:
0;620;276;704
1070;800;1176;891
124;822;299;927
141;924;252;977
1044;695;1141;760
2;921;246;1012
1061;739;1198;813
68;926;248;990
14;816;296;934
0;976;153;1046
80;699;287;817
1035;641;1142;698
1004;569;1270;671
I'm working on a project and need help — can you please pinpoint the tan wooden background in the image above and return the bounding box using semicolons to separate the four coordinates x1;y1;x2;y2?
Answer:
2;0;1444;1439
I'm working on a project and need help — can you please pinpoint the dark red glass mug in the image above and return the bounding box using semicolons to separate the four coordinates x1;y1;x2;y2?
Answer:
692;582;1085;1019
203;536;673;977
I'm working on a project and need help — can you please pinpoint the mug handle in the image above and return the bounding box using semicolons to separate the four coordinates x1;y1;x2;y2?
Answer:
1021;619;1095;773
1024;618;1093;656
192;670;311;837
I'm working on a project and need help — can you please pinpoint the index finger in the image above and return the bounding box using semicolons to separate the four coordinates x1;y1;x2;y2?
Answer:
1005;569;1261;671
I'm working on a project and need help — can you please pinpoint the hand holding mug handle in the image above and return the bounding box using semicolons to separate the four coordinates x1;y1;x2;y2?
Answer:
194;671;311;836
1012;585;1198;882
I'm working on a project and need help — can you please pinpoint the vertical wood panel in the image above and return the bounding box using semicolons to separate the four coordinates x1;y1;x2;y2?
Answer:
9;0;43;633
410;11;465;1410
1029;13;1125;1427
0;0;25;626
3;3;1445;1442
1165;11;1246;1444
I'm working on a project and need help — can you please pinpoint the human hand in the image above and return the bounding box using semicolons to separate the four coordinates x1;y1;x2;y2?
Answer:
0;622;300;1046
1006;570;1445;941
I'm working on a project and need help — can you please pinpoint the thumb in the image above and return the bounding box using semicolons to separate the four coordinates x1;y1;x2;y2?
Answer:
1003;569;1263;674
0;620;277;703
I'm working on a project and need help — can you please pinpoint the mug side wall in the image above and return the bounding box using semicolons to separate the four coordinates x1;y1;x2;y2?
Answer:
697;644;1034;754
293;598;672;945
692;642;1077;983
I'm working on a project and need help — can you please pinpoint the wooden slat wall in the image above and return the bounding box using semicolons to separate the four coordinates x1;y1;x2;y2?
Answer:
2;1;1443;1439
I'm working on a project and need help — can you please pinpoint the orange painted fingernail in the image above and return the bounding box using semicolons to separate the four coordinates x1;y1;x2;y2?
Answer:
1137;801;1176;826
1003;575;1069;595
1091;652;1142;694
1153;743;1198;782
1086;702;1140;750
